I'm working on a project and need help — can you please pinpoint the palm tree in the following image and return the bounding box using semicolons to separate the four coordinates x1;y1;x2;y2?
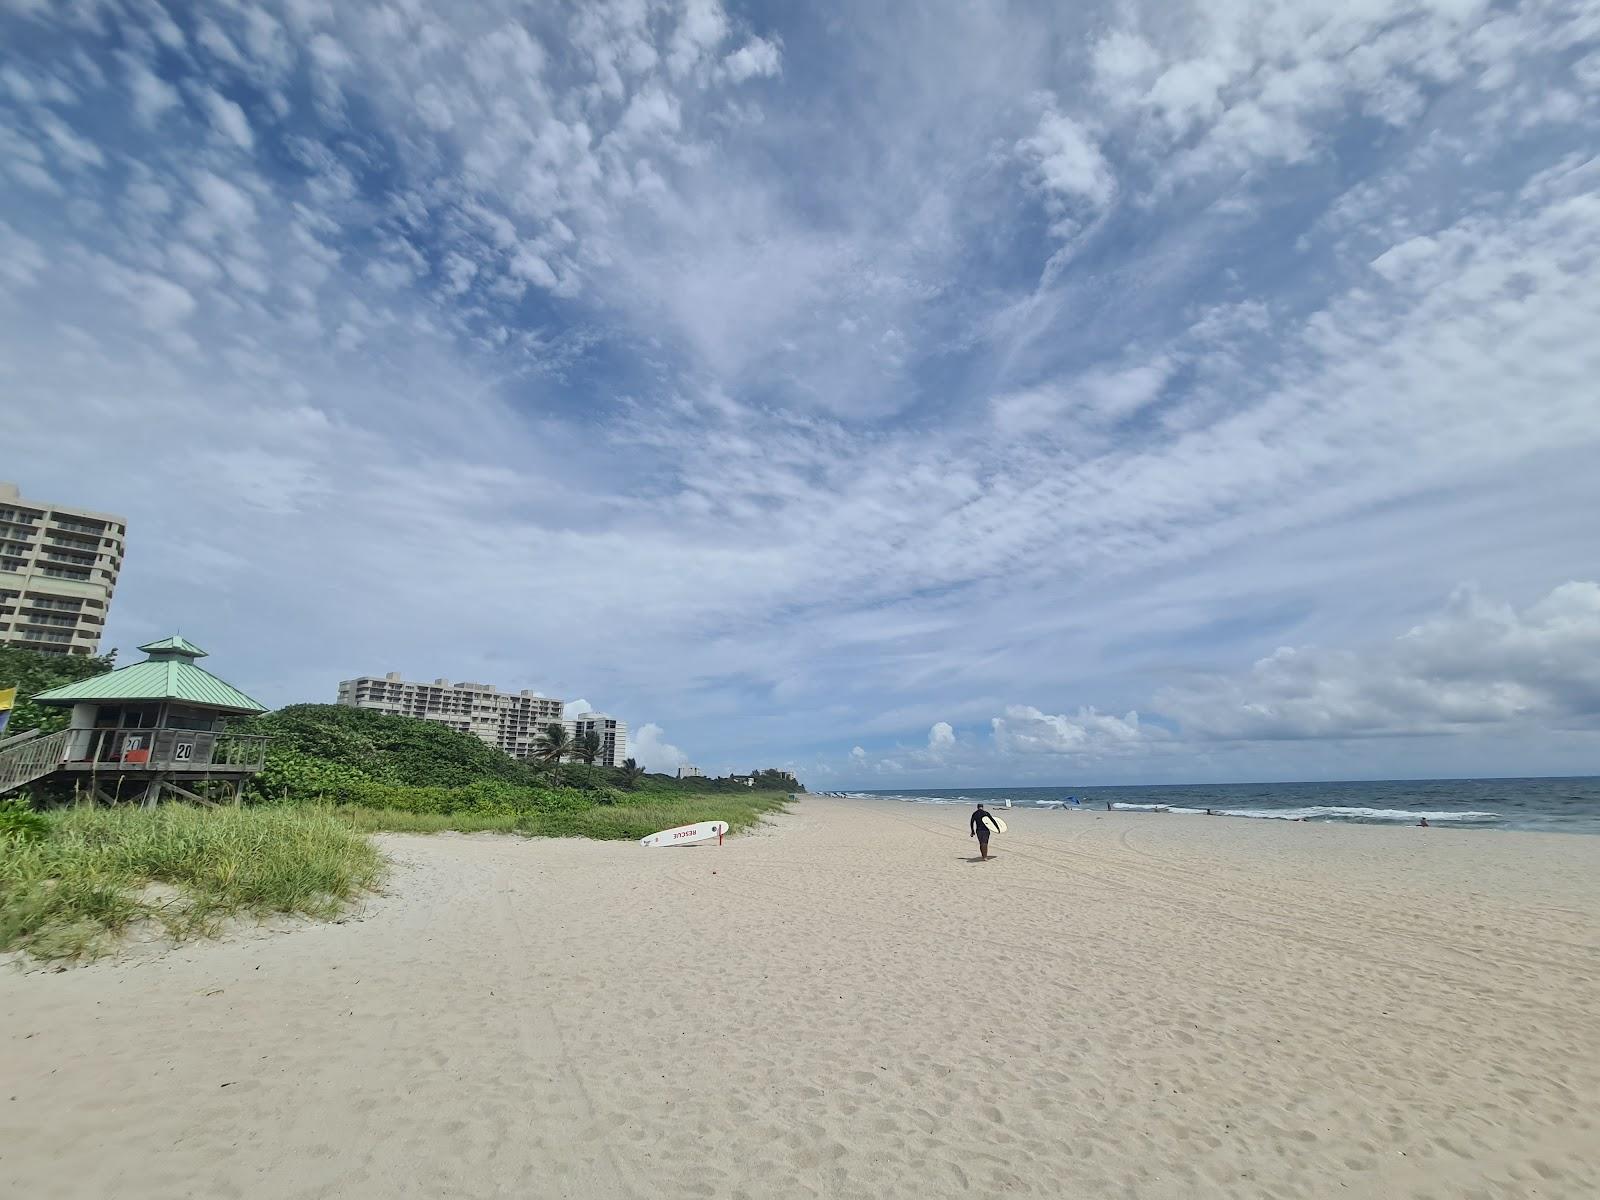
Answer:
537;723;573;784
620;757;646;790
575;730;601;766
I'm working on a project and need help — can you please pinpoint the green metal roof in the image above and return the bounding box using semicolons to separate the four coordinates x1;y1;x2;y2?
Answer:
137;635;208;658
33;636;266;713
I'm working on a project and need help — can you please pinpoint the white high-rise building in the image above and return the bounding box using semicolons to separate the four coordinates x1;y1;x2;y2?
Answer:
0;481;127;657
568;712;628;768
336;673;564;761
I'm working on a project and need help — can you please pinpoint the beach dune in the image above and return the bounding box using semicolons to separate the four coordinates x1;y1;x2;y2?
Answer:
3;797;1597;1198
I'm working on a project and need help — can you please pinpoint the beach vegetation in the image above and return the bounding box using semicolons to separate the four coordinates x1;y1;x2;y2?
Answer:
619;757;646;789
0;804;382;962
536;721;574;782
1;795;51;843
0;644;118;737
339;788;787;840
229;705;795;837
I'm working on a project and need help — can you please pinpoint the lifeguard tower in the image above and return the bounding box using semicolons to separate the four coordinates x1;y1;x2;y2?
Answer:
0;636;269;805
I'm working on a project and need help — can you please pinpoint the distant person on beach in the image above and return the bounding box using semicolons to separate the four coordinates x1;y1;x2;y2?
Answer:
970;804;999;860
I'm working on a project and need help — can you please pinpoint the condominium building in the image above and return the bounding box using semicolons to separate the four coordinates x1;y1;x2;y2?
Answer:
0;481;127;657
676;764;703;779
568;712;628;768
336;672;564;761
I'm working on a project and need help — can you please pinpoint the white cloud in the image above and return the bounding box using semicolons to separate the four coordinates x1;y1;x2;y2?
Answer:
668;0;729;77
617;85;682;141
992;358;1174;434
102;269;197;329
190;170;257;230
723;37;781;83
850;745;866;760
36;111;105;168
4;0;1599;787
1019;111;1115;212
633;722;689;772
1160;583;1600;741
566;698;593;716
991;705;1148;757
123;57;179;127
0;220;46;288
196;19;247;69
201;89;254;151
928;721;955;751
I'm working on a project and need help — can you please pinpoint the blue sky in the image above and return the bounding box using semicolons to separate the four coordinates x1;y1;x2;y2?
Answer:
4;0;1599;785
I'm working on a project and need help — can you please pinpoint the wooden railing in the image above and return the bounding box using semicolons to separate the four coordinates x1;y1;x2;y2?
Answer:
0;728;71;795
62;728;270;773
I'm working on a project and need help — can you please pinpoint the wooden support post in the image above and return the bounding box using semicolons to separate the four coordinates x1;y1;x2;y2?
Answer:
164;780;219;807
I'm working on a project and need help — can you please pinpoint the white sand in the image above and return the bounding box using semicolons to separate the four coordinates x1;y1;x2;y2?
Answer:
3;797;1598;1199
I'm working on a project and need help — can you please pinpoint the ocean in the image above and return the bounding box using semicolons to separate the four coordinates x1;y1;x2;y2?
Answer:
832;777;1600;834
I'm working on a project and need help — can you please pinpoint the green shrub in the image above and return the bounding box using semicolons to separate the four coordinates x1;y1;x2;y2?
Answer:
0;644;118;738
0;796;50;844
235;704;537;787
230;702;795;840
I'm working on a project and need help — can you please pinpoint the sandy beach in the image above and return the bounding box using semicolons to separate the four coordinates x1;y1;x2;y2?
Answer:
3;796;1597;1199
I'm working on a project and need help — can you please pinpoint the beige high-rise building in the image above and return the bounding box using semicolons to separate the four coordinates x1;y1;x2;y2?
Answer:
0;481;127;657
336;672;565;761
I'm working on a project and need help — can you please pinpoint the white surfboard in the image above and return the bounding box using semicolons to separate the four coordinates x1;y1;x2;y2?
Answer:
639;820;728;848
990;815;1007;834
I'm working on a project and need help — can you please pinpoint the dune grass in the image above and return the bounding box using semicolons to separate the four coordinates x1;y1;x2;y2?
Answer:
0;791;787;962
343;790;791;840
1;805;384;962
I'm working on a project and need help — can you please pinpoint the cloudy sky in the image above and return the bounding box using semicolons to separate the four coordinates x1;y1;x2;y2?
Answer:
4;0;1599;785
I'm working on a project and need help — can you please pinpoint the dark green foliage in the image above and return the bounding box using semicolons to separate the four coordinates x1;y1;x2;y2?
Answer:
753;768;804;791
229;703;798;838
536;722;573;762
0;796;50;843
236;704;535;788
237;705;626;815
0;644;117;736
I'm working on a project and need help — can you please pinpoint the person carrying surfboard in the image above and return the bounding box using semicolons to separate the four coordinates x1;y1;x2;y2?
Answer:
970;804;1000;860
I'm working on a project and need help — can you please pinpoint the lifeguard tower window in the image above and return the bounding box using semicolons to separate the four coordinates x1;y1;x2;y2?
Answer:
96;706;158;729
167;708;221;732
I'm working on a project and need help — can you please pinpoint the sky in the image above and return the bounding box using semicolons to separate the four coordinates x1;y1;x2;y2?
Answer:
3;0;1599;786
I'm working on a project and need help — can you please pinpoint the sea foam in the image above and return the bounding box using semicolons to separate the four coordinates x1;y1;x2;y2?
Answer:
1111;802;1501;825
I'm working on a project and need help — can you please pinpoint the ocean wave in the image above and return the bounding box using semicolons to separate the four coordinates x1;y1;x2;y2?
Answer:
1114;802;1501;824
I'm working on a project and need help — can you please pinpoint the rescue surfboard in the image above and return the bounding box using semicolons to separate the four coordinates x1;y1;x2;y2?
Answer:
639;820;728;848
